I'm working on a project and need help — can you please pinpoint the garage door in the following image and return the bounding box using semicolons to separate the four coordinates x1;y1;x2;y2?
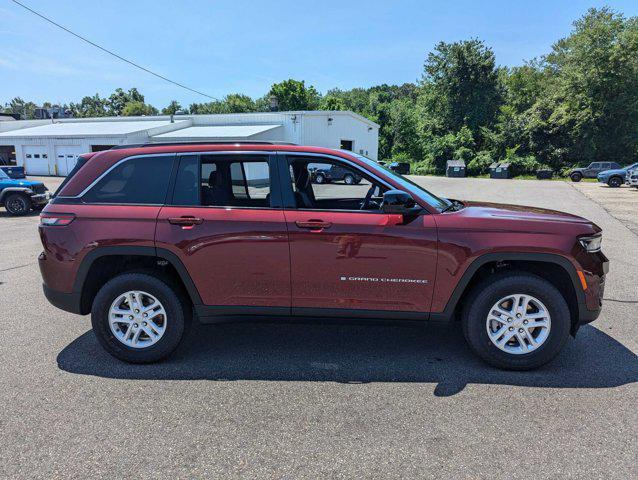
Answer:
54;146;84;176
23;146;50;175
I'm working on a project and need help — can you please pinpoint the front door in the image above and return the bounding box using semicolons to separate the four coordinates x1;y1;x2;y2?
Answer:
280;154;438;315
155;153;291;311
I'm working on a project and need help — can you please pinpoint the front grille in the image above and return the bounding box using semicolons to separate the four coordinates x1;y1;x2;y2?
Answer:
32;185;47;194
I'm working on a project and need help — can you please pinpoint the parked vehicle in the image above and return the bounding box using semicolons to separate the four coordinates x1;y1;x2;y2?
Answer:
39;144;608;370
389;162;410;175
0;156;26;179
0;168;50;215
569;162;621;182
311;163;362;184
597;162;638;188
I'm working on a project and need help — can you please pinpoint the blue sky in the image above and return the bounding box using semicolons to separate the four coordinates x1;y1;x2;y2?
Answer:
1;0;637;109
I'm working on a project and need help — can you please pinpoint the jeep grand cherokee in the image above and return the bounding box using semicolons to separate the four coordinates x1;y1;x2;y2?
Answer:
38;143;608;369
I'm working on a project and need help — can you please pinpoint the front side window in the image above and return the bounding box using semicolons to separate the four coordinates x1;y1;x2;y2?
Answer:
172;154;272;208
82;155;173;204
342;151;450;211
287;156;386;211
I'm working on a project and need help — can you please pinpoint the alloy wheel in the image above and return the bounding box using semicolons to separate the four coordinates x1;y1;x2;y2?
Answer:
109;290;167;348
485;293;551;355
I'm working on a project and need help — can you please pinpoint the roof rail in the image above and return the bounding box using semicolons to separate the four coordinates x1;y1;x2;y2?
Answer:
110;141;297;150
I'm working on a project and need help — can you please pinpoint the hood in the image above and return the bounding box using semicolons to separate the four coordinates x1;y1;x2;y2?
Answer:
598;168;626;177
457;201;598;230
0;178;44;188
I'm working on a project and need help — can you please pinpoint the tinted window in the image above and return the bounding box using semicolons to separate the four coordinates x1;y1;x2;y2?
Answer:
590;163;601;169
83;155;173;204
172;154;272;208
172;156;199;205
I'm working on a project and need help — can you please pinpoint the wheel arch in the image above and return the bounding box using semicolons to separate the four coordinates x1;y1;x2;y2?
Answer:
0;187;32;204
73;246;202;315
431;253;584;329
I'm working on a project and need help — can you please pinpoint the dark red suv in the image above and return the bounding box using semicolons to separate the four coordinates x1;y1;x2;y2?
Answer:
38;143;608;369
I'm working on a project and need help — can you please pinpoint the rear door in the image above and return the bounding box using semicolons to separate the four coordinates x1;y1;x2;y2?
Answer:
279;154;437;315
155;153;291;312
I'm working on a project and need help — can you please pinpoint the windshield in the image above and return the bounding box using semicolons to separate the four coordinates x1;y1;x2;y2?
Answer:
342;151;452;211
0;169;9;179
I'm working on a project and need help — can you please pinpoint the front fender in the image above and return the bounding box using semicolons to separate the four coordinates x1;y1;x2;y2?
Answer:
0;187;33;203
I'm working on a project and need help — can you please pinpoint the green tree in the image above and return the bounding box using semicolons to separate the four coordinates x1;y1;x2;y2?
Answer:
161;100;183;115
421;39;502;135
69;94;109;118
3;97;38;119
121;101;158;116
544;7;638;165
320;95;346;111
107;88;145;116
268;79;321;111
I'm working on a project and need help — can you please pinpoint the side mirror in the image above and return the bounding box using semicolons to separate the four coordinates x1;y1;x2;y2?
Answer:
382;189;416;214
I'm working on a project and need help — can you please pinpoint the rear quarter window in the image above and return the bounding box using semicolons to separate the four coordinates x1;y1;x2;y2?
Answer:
82;155;173;204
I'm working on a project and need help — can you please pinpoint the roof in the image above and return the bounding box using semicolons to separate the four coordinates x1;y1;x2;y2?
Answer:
151;124;282;141
0;120;189;138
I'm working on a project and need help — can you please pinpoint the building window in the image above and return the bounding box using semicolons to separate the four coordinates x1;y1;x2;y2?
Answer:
340;140;353;151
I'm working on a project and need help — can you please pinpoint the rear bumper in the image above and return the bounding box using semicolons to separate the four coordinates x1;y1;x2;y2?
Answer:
42;283;83;315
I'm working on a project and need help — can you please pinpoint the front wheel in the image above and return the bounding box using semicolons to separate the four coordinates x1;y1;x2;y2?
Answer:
462;272;571;370
91;273;189;363
343;174;355;185
608;176;622;188
4;193;32;216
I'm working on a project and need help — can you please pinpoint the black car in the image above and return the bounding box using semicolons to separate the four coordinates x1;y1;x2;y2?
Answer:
569;162;621;182
311;164;362;184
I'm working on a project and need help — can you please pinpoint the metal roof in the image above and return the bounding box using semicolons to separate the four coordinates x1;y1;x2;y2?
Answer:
151;124;283;140
0;120;188;138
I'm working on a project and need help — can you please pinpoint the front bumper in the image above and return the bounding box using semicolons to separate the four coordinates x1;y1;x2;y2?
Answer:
30;192;51;205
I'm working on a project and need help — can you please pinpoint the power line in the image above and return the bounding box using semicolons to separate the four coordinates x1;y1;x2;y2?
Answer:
11;0;217;100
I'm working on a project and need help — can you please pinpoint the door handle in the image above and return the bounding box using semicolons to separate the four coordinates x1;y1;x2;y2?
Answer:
168;216;203;226
295;220;332;230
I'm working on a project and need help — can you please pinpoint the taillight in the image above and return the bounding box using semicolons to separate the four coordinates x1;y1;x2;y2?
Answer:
40;213;75;226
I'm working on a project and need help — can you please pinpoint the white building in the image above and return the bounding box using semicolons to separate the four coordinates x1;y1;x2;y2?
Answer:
0;111;379;176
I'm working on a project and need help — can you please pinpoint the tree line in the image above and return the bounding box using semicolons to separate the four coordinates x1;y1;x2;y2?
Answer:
3;7;637;174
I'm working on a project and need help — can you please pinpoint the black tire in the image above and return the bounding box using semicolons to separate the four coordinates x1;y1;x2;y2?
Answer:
461;272;571;370
344;174;355;185
608;176;622;188
4;193;32;216
91;273;190;363
570;172;582;182
315;173;325;184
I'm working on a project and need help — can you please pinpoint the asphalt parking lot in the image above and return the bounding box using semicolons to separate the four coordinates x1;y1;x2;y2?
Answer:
1;176;636;479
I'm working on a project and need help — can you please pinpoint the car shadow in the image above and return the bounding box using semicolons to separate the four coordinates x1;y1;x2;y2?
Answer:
57;321;638;396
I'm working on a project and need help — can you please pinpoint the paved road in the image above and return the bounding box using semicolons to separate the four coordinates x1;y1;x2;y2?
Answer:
0;177;636;479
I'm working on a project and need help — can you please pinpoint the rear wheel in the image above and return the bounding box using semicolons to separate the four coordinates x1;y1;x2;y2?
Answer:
462;272;571;370
608;176;622;188
344;173;355;185
4;193;31;216
314;173;326;184
91;273;189;363
570;172;583;182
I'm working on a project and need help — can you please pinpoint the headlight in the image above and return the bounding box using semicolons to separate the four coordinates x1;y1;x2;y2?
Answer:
579;234;602;253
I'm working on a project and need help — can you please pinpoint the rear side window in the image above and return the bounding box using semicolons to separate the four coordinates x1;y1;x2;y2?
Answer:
83;155;173;204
